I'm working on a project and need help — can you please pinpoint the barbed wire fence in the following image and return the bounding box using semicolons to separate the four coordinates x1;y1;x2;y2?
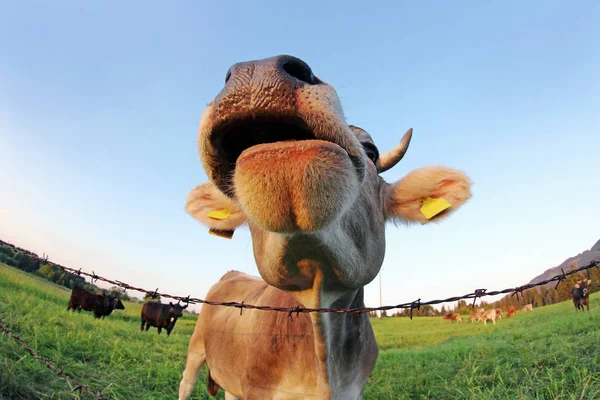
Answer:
0;317;106;399
1;239;599;398
2;241;600;317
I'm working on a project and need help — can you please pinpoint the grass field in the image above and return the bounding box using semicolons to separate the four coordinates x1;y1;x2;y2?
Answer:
1;263;599;399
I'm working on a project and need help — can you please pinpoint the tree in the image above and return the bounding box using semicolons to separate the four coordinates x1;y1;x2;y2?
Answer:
144;293;161;302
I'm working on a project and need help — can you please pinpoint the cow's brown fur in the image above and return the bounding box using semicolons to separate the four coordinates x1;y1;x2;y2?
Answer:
507;306;517;318
572;279;592;312
481;308;498;325
443;313;462;323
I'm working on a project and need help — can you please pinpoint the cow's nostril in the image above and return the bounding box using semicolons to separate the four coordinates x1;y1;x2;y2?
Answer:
225;69;232;84
282;59;321;85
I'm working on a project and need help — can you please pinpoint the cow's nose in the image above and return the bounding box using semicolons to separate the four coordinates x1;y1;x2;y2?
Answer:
223;55;322;87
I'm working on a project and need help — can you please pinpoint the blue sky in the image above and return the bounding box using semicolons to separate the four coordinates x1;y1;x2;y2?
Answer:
1;1;599;312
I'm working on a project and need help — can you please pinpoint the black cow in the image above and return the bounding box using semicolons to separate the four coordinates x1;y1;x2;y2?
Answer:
141;301;187;336
67;285;125;319
571;279;592;312
97;294;125;319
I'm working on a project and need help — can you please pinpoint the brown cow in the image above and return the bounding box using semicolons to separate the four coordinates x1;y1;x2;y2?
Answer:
178;55;473;400
467;313;480;323
572;279;592;312
495;308;503;319
67;286;125;319
507;306;516;318
521;304;533;312
443;313;462;323
481;308;498;325
141;301;188;336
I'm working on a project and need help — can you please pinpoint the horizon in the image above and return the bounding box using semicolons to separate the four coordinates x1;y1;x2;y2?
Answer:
2;1;599;314
2;234;599;314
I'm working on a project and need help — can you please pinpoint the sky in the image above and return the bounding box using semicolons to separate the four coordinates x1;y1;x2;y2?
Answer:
1;1;599;313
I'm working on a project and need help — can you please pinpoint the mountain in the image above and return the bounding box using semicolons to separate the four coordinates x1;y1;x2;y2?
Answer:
528;238;600;288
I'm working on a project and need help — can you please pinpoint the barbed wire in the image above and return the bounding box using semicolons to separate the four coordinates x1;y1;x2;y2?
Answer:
3;239;598;318
0;317;106;399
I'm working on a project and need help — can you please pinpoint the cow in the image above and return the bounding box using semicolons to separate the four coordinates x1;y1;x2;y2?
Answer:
67;286;125;319
571;279;592;312
177;54;473;400
521;304;533;312
98;295;125;319
443;313;462;323
141;301;188;336
481;308;499;325
495;308;503;319
467;307;485;323
507;306;516;318
467;313;480;323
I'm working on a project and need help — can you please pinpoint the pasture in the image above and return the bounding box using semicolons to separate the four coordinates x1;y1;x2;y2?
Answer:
1;264;599;400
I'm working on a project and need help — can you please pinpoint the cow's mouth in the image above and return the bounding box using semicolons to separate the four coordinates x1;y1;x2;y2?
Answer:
209;117;359;193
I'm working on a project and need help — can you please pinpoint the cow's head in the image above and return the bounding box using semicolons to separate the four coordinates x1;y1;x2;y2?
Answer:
169;301;188;319
575;279;592;296
106;296;125;310
186;55;472;304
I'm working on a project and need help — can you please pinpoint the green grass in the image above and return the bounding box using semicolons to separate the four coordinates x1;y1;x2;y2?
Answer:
0;265;214;400
1;263;599;399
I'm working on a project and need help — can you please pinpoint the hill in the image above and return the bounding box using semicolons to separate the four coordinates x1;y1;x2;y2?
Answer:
528;238;600;288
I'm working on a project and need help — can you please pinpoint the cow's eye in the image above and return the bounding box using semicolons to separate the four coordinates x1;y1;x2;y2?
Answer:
362;143;379;163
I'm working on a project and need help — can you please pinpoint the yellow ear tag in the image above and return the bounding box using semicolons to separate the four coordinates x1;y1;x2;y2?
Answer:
420;197;451;220
208;209;232;220
208;228;234;239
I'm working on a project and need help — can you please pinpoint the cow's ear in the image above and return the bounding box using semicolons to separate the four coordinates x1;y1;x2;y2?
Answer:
182;304;188;309
385;166;472;224
185;182;247;235
169;302;174;306
588;280;592;285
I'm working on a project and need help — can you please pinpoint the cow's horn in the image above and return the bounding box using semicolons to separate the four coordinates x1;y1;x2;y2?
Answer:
376;128;413;173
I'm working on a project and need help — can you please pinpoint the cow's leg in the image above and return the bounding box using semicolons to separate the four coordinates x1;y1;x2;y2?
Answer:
140;318;145;331
178;321;207;400
157;326;162;334
586;300;590;312
145;324;151;331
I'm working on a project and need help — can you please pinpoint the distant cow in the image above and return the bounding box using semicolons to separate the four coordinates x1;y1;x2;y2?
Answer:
97;295;125;319
481;309;498;325
467;313;481;323
572;279;592;312
468;308;485;323
443;313;462;323
495;308;503;319
507;306;517;318
521;304;533;312
67;286;125;319
141;301;188;336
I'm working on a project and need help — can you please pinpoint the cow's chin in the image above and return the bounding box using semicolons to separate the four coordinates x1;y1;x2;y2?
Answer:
233;139;360;233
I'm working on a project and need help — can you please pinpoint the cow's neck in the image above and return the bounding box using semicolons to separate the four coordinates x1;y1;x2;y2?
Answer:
250;223;381;399
291;272;379;400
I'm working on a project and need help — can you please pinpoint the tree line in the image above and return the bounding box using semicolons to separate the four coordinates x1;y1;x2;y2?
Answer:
369;263;598;318
0;239;132;301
